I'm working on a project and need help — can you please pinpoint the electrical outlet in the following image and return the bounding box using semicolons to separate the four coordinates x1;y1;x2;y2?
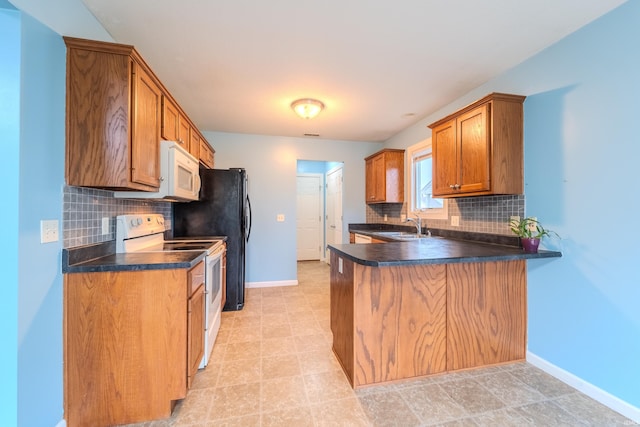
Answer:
102;217;110;235
277;214;285;222
384;214;388;222
40;219;59;243
451;215;460;227
510;215;520;224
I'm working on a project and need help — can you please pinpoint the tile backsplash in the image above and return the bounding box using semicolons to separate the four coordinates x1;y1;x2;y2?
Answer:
366;195;525;236
63;185;172;248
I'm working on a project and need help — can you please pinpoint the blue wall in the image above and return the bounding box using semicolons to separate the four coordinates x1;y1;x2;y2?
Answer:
6;6;66;426
204;131;381;283
387;1;639;412
1;3;20;424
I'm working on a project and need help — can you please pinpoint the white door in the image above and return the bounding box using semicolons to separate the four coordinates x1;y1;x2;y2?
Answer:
325;166;343;262
296;174;323;260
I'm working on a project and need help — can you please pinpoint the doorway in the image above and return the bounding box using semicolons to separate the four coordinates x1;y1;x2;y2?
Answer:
296;160;344;262
296;173;323;260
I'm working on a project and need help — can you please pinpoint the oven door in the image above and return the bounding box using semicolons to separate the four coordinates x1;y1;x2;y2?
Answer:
201;245;224;368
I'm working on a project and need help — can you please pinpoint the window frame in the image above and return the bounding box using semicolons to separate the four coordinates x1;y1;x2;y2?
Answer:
406;137;448;220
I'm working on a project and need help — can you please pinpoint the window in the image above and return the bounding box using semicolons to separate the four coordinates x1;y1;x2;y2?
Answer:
407;138;448;220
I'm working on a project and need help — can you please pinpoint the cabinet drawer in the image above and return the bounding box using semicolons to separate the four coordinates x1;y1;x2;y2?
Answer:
188;261;205;296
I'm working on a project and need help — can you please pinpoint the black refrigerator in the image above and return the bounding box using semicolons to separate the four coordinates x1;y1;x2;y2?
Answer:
172;168;251;311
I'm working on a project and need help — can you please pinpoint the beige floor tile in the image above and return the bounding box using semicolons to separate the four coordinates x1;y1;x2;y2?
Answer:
262;335;297;356
262;311;289;326
304;369;354;404
224;339;261;361
208;382;261;421
262;353;301;380
358;390;422;427
398;383;468;424
438;378;506;414
230;314;262;330
261;375;309;412
473;371;546;406
206;414;261;426
191;363;220;390
217;357;261;386
261;405;315;427
298;349;342;374
510;400;582;425
554;392;634;426
293;333;332;353
261;322;293;339
509;364;578;398
311;397;371;427
228;325;262;342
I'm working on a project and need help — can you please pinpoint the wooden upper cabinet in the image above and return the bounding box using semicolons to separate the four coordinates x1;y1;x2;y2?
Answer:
199;138;215;169
189;129;200;160
64;37;161;191
161;95;180;141
365;149;404;203
131;61;162;188
429;93;525;198
178;113;190;151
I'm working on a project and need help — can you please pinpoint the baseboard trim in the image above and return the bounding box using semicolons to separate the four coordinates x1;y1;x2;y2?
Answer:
246;279;298;289
526;351;640;423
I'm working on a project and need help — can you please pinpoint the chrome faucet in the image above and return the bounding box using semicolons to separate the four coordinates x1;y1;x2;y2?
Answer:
406;216;422;236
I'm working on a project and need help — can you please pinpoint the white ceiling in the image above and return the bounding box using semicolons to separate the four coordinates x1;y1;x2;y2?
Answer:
10;0;627;142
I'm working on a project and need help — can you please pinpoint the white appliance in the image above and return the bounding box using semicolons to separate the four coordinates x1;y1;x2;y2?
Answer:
116;214;224;368
114;141;201;202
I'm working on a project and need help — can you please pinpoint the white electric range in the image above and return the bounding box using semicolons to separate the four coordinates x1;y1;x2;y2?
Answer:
116;214;225;368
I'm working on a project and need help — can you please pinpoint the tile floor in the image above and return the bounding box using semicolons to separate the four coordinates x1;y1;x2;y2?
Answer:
127;261;634;426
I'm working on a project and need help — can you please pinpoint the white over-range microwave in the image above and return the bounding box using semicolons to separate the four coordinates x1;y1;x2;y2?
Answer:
114;141;201;202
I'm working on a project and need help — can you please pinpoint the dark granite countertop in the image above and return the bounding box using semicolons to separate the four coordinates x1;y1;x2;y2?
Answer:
335;224;562;267
63;241;206;273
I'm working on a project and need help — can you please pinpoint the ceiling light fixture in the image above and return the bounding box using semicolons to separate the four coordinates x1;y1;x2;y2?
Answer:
291;98;325;119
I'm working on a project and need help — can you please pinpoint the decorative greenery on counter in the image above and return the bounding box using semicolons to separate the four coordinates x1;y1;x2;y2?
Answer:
509;217;559;253
509;217;557;239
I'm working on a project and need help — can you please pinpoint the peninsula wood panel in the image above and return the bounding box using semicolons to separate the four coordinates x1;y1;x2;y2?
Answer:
353;263;447;387
446;260;526;371
64;269;187;427
330;252;355;385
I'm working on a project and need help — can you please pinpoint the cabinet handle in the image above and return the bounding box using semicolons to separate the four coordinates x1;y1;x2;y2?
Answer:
449;184;455;189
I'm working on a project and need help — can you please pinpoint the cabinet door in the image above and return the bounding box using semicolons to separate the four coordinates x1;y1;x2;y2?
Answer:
199;139;215;168
187;283;205;388
432;119;458;196
365;155;385;202
178;114;190;151
131;61;161;188
189;130;201;159
161;96;179;141
457;104;490;194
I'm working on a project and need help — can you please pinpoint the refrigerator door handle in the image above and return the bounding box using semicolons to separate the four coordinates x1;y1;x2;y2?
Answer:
246;195;252;242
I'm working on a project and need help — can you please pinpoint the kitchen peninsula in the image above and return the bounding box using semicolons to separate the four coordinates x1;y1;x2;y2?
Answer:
328;237;561;388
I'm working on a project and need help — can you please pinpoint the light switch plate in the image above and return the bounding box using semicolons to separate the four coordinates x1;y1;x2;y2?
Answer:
40;219;59;243
451;215;460;227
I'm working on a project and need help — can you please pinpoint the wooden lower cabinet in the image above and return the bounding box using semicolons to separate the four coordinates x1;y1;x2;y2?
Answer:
446;261;526;371
330;253;526;388
187;262;205;389
64;266;197;427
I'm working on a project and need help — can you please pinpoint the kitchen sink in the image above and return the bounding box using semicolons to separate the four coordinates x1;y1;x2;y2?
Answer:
373;231;429;240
